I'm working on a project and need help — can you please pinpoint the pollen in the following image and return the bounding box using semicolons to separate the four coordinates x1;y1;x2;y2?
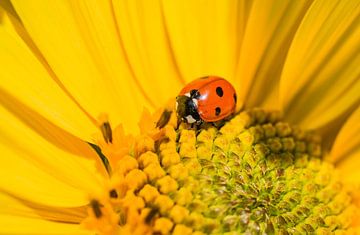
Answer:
82;108;357;234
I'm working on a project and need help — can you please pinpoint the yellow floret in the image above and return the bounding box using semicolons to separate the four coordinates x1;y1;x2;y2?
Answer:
116;155;138;175
192;232;206;235
175;187;193;206
154;195;174;214
163;125;177;141
121;191;145;211
154;217;174;234
169;164;189;180
157;175;179;194
179;129;196;143
183;159;202;173
138;151;160;168
238;130;254;146
173;224;193;235
170;205;189;223
187;212;205;230
196;146;212;160
161;151;181;168
135;135;154;156
125;169;147;190
179;143;197;159
139;184;160;203
144;163;166;181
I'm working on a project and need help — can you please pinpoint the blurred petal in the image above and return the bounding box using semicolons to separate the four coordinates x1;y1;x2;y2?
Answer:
0;192;86;224
280;0;360;130
336;149;360;187
0;105;105;207
112;0;186;104
0;216;90;234
330;106;360;163
160;0;249;84
236;0;313;109
0;90;108;177
11;0;153;133
329;107;360;210
0;8;99;142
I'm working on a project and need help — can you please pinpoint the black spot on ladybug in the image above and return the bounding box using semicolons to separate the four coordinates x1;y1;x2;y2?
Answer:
190;89;200;98
215;107;221;116
216;87;223;97
233;93;237;103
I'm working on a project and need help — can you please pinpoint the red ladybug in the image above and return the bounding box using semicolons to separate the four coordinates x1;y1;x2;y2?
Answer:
176;76;237;124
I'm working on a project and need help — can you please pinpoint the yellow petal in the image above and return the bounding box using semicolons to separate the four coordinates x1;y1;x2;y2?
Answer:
0;192;86;224
0;89;108;176
329;107;360;208
112;0;186;104
0;215;90;234
0;105;105;207
235;0;313;109
0;9;98;142
280;0;360;130
0;9;107;175
330;106;360;163
336;149;360;187
11;0;153;133
0;0;17;20
159;0;248;84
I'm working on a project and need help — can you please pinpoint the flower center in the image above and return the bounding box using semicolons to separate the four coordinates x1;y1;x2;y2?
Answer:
82;109;355;235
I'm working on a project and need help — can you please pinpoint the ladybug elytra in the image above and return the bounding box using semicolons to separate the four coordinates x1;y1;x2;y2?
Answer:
176;76;237;124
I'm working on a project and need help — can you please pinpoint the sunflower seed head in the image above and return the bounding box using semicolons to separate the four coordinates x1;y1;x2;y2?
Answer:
84;109;356;235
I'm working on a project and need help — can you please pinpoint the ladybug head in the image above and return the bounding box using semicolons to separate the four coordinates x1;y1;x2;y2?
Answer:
176;94;201;124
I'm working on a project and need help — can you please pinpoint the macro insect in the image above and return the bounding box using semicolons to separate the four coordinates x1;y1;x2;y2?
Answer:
176;76;237;125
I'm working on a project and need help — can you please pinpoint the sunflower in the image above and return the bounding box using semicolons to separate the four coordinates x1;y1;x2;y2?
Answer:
0;0;359;234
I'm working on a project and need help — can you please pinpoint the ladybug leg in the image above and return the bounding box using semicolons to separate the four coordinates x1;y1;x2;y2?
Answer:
176;118;182;130
212;120;225;129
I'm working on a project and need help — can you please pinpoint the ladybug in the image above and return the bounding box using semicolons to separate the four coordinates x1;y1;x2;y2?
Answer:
176;76;237;124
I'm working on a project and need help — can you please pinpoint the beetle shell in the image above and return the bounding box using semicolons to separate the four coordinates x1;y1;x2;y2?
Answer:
177;76;237;123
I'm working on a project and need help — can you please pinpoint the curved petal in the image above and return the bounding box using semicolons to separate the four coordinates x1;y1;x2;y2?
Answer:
0;215;90;234
0;89;107;173
0;105;105;207
111;0;186;104
10;0;153;133
0;9;108;175
330;106;360;163
0;9;98;142
329;107;360;209
0;192;87;224
336;149;360;189
280;0;360;130
235;0;313;109
160;0;248;86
